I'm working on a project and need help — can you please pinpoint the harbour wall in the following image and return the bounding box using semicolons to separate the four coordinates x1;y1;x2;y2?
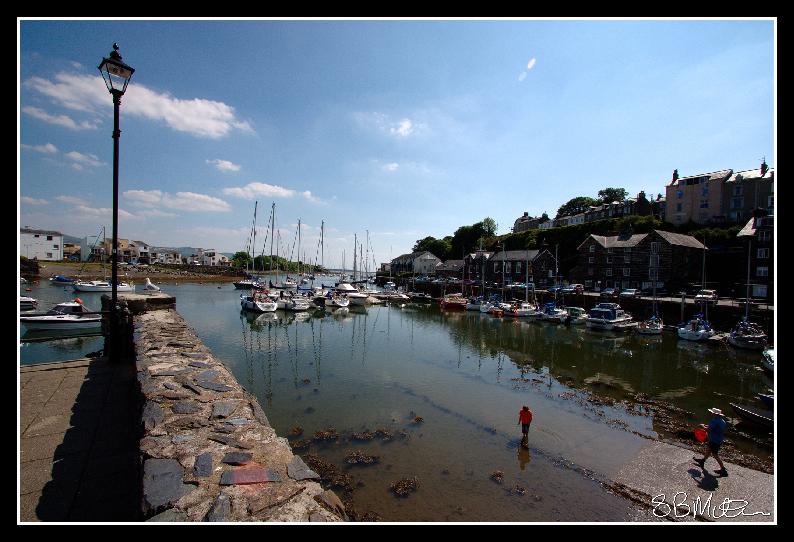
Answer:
103;293;345;522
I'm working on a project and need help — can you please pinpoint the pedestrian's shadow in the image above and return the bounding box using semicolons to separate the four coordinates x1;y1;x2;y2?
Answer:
688;467;719;491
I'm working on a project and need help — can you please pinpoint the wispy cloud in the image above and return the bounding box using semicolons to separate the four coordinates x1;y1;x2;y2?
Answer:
382;162;400;172
73;205;139;221
355;112;427;139
124;189;231;212
22;106;99;131
222;182;297;200
207;159;241;172
24;72;253;139
56;195;90;206
518;57;537;82
21;196;49;205
64;151;104;170
21;142;58;154
301;191;324;204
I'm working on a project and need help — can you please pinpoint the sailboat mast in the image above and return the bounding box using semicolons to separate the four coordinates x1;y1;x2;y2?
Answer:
353;234;357;282
298;218;301;275
745;237;752;320
269;202;275;274
252;201;258;274
321;220;324;271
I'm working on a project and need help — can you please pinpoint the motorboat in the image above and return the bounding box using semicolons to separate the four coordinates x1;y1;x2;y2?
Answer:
240;291;277;312
586;303;636;331
761;348;774;376
49;274;77;285
324;294;350;308
565;306;588;325
677;314;715;342
284;297;313;312
637;314;664;335
729;402;773;428
233;278;262;290
509;302;540;318
441;293;467;310
465;296;483;311
20;299;102;330
20;296;38;311
409;292;433;303
757;392;773;409
73;280;135;292
727;319;768;350
540;302;568;324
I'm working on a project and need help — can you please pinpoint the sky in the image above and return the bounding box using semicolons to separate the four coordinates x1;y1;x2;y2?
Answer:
19;18;775;270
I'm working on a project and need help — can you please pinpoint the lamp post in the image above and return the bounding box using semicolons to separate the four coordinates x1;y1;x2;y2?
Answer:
98;43;134;360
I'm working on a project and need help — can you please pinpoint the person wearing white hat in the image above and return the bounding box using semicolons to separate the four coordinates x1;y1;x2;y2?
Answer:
694;407;728;476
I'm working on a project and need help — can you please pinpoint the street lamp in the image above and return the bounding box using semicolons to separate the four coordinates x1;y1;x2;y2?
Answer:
98;43;134;360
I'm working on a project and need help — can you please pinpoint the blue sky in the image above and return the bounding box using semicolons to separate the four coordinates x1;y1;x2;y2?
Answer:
19;18;775;269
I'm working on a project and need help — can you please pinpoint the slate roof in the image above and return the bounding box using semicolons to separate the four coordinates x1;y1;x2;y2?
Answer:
490;250;541;261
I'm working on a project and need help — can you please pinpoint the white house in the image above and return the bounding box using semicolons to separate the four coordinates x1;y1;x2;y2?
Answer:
130;240;151;264
21;228;63;261
199;248;227;266
80;234;106;262
151;248;182;264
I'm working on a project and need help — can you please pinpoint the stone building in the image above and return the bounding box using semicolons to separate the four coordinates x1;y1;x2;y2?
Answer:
664;168;733;225
722;163;774;224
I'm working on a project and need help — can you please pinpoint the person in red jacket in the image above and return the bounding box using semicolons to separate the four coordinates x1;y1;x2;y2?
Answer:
518;405;533;448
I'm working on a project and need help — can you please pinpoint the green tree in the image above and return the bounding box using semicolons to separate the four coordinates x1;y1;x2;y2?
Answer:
597;187;628;204
556;196;598;218
482;217;498;236
413;236;452;260
231;251;252;268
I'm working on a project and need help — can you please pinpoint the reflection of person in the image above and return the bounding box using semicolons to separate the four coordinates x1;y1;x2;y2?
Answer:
517;447;530;471
518;405;533;447
694;407;728;476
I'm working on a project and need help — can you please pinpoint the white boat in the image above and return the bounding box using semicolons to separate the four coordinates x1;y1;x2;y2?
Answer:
347;292;370;306
761;348;774;375
465;297;483;311
284;297;313;311
233;278;262;290
727;319;767;350
73;280;135;292
677;314;715;341
20;300;102;330
565;306;589;325
240;291;277;312
335;281;359;294
637;314;664;335
540;302;568;324
20;296;38;311
324;295;350;308
586;303;636;331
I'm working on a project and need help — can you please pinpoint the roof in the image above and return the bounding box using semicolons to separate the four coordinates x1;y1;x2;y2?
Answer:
669;169;733;187
391;251;440;263
435;260;464;271
21;228;63;236
490;250;540;262
725;167;775;183
653;230;707;249
581;233;648;249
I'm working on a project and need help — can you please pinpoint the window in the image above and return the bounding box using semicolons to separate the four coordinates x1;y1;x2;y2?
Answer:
623;268;631;277
756;266;768;277
752;285;768;298
605;269;612;277
46;252;52;258
494;262;499;273
589;245;595;253
650;242;660;254
588;256;594;264
624;247;631;253
34;234;40;238
757;248;769;259
702;187;709;197
606;257;612;264
700;200;709;209
758;230;771;242
516;262;521;273
47;235;53;240
649;268;658;280
677;191;684;199
768;195;774;209
505;262;512;273
732;185;743;196
676;203;683;212
607;247;613;253
53;244;59;249
649;255;660;267
731;197;743;210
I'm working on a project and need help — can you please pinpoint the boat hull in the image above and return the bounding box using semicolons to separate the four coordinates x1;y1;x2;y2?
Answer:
20;316;102;330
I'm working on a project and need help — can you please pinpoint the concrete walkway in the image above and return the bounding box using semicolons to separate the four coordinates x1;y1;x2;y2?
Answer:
19;357;140;522
611;440;774;522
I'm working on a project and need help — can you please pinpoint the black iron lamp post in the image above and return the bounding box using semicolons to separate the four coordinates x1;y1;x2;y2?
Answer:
98;43;134;360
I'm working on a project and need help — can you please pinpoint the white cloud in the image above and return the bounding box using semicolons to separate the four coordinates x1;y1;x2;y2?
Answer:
22;106;99;130
137;209;179;219
222;182;297;200
73;205;139;220
355;112;427;139
123;189;231;212
24;72;253;139
301;190;324;204
56;195;90;206
518;72;527;82
527;58;537;71
207;159;242;172
391;119;414;138
382;162;400;172
64;151;103;168
21;143;58;154
21;196;49;205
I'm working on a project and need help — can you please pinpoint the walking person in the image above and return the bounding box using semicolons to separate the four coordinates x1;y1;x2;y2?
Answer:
694;407;728;476
518;405;533;449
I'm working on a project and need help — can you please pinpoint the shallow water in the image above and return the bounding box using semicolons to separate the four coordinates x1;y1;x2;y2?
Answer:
20;279;771;521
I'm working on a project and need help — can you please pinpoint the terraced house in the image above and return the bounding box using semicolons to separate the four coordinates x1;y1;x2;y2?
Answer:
573;230;706;292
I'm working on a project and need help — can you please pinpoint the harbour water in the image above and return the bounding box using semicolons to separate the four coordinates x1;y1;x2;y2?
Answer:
19;278;773;521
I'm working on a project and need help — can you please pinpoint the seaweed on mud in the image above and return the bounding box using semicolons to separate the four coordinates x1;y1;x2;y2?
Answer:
289;439;311;450
375;428;394;441
313;428;340;441
490;470;504;484
390;477;419;497
351;431;375;441
289;425;304;437
304;454;355;492
345;450;380;465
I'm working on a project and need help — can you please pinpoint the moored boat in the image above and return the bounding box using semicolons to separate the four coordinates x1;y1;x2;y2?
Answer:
586;303;635;331
20;296;38;311
73;280;135;292
677;314;714;342
761;348;774;376
565;306;588;325
20;299;102;330
440;293;467;310
729;402;773;428
240;291;278;312
727;319;768;350
637;314;663;335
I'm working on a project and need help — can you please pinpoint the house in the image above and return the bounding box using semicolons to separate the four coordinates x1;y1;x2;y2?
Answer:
737;214;774;301
20;228;63;261
80;234;107;262
130;240;151;264
151;247;183;265
664;168;733;225
435;259;464;278
722;162;774;224
198;248;225;266
485;250;539;286
574;229;706;291
63;242;80;261
463;251;493;283
390;251;442;275
512;212;544;233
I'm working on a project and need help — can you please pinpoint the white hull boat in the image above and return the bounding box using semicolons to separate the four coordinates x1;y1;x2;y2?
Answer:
677;315;715;342
73;280;135;292
240;293;278;312
586;303;635;331
20;300;101;330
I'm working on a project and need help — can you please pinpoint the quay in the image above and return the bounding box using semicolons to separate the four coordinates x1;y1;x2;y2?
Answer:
19;292;773;522
19;292;344;522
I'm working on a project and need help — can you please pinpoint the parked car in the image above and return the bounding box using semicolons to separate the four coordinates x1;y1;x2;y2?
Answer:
600;287;617;298
562;283;584;294
694;289;718;304
547;285;563;293
619;288;641;298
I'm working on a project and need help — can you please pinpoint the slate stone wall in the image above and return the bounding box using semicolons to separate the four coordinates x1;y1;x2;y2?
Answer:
133;307;345;522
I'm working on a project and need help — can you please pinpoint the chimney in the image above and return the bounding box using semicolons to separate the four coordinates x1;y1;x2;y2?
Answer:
672;169;679;183
761;158;768;177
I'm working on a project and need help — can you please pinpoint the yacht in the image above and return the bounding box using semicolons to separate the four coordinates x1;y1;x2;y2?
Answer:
586;303;636;331
73;280;134;292
727;319;768;350
20;300;102;330
240;291;277;312
677;314;715;342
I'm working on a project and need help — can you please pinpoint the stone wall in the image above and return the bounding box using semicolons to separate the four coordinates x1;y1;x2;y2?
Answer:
133;307;345;522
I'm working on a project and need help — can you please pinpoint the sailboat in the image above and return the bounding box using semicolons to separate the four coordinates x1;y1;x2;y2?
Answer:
678;234;714;342
728;224;768;350
234;202;263;289
637;278;663;335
